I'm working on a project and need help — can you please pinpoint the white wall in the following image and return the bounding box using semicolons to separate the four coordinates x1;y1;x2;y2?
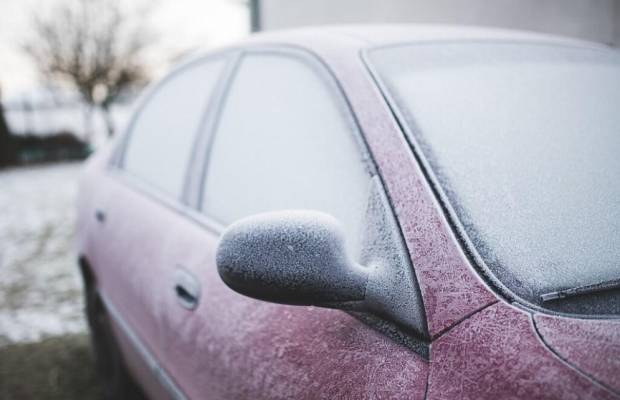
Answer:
259;0;620;46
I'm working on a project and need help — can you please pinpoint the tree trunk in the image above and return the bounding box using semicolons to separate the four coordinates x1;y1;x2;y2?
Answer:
0;102;16;168
101;105;115;137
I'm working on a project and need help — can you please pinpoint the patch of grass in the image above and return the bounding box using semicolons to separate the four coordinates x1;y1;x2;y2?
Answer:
0;334;103;400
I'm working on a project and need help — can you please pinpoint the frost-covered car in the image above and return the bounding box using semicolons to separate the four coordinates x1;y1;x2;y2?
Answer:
77;26;620;400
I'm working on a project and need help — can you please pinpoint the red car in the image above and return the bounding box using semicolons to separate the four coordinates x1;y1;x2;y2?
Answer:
77;26;620;400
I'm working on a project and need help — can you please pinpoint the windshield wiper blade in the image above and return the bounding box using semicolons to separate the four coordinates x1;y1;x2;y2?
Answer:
541;278;620;302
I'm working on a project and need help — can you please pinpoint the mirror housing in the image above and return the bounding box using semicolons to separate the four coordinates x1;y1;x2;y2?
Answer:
216;211;368;308
215;178;429;339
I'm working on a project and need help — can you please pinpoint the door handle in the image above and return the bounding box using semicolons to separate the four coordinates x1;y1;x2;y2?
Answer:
95;209;106;223
174;268;201;310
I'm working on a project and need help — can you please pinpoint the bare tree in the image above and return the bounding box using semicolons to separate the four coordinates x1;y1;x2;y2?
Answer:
23;0;153;138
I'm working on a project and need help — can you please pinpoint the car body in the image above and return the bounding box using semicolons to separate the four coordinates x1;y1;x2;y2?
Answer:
77;25;620;400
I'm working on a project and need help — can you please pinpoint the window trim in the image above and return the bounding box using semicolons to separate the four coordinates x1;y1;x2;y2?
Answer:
103;45;384;239
185;51;243;211
109;50;240;205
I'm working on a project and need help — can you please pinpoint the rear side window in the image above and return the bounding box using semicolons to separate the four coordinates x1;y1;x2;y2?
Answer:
123;58;227;198
201;53;371;255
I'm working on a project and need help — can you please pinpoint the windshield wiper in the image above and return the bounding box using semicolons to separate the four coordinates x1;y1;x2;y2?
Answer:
541;278;620;302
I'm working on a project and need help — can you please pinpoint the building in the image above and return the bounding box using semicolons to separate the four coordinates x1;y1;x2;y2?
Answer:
250;0;620;46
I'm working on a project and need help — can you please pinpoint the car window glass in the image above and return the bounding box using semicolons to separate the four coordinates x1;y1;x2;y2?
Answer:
123;58;226;198
202;53;371;256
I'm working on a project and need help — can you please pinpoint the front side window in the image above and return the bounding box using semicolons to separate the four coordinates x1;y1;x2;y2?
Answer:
123;58;227;198
202;53;371;256
369;42;620;314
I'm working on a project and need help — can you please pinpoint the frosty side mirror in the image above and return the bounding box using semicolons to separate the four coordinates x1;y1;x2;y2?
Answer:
216;211;368;309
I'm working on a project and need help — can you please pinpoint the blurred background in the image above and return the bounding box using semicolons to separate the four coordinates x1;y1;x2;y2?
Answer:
0;0;618;398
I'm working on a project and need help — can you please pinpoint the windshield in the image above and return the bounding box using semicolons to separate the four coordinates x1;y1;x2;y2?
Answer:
368;42;620;315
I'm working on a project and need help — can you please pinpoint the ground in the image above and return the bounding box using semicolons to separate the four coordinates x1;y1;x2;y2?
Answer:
0;162;85;344
0;162;102;399
0;334;102;400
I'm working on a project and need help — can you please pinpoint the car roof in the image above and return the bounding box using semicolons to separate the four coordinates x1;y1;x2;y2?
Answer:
239;24;604;50
177;24;606;73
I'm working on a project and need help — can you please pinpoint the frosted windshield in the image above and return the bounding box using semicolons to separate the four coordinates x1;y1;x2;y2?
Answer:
370;43;620;311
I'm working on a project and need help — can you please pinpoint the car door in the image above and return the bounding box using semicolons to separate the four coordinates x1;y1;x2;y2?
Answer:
92;54;231;399
159;48;430;399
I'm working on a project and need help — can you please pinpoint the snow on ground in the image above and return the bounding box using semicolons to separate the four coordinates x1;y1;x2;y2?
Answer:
0;162;86;346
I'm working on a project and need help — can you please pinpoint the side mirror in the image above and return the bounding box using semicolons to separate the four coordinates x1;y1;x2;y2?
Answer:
215;178;428;338
216;211;368;309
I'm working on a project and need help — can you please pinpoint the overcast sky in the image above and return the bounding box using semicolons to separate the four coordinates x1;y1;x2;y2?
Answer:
0;0;249;100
